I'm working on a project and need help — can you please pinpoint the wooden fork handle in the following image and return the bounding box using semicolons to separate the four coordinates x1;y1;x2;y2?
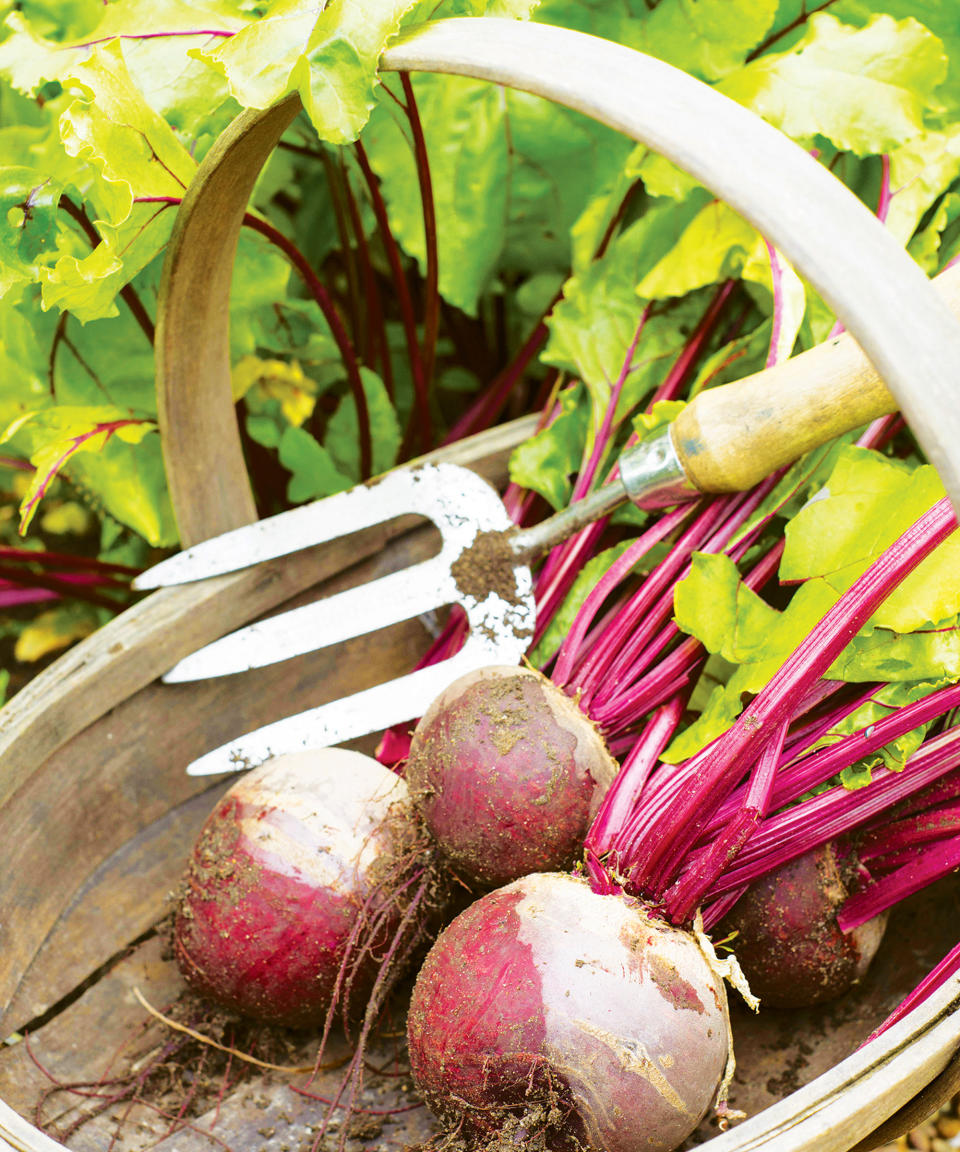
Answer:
673;262;960;494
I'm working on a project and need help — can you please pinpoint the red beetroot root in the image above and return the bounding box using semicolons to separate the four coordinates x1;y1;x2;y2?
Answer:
408;872;729;1152
175;748;429;1028
720;841;888;1008
405;666;617;889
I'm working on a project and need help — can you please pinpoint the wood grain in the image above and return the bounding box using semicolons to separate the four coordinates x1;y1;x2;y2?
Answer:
674;262;960;493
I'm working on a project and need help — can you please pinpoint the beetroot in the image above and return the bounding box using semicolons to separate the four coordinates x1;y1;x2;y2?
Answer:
720;841;888;1008
174;748;430;1028
407;872;729;1152
405;666;617;889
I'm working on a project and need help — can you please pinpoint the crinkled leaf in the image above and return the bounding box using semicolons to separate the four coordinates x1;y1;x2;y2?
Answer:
278;424;353;503
2;405;159;535
544;189;711;390
204;0;417;144
190;0;320;111
293;0;418;144
530;540;636;667
39;42;197;320
362;74;508;314
782;446;960;633
835;1;960;119
508;385;588;510
325;367;401;480
0;12;72;95
637;199;759;301
636;0;778;82
0;2;243;149
719;14;947;156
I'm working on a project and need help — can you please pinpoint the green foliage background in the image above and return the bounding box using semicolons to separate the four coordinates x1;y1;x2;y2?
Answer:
1;0;959;697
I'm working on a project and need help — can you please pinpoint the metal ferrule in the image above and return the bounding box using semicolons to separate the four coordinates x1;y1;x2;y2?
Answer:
618;427;699;509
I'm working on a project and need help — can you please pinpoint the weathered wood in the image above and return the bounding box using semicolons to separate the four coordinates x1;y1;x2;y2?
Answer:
0;936;436;1152
156;94;300;546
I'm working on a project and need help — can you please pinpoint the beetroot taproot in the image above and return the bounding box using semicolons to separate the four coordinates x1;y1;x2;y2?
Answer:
174;748;430;1028
720;841;887;1008
405;666;617;889
407;871;729;1152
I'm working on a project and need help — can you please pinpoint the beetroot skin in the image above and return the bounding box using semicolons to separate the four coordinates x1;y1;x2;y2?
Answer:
174;748;424;1028
721;841;888;1008
407;872;729;1152
405;666;617;888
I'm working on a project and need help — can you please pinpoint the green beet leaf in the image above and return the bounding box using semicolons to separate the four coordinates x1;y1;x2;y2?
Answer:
635;0;778;82
834;1;960;120
720;13;947;156
292;0;419;145
202;0;418;145
544;189;711;392
1;405;164;539
361;74;509;316
884;126;960;248
325;367;401;481
781;446;960;634
278;425;353;503
195;0;321;112
69;432;178;547
499;89;631;280
508;385;589;511
637;200;759;301
0;166;62;290
40;42;198;321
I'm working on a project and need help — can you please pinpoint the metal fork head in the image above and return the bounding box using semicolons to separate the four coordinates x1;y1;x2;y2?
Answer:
146;463;536;775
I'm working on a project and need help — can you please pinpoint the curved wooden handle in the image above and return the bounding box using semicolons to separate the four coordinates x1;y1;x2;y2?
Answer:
674;262;960;493
156;95;300;547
